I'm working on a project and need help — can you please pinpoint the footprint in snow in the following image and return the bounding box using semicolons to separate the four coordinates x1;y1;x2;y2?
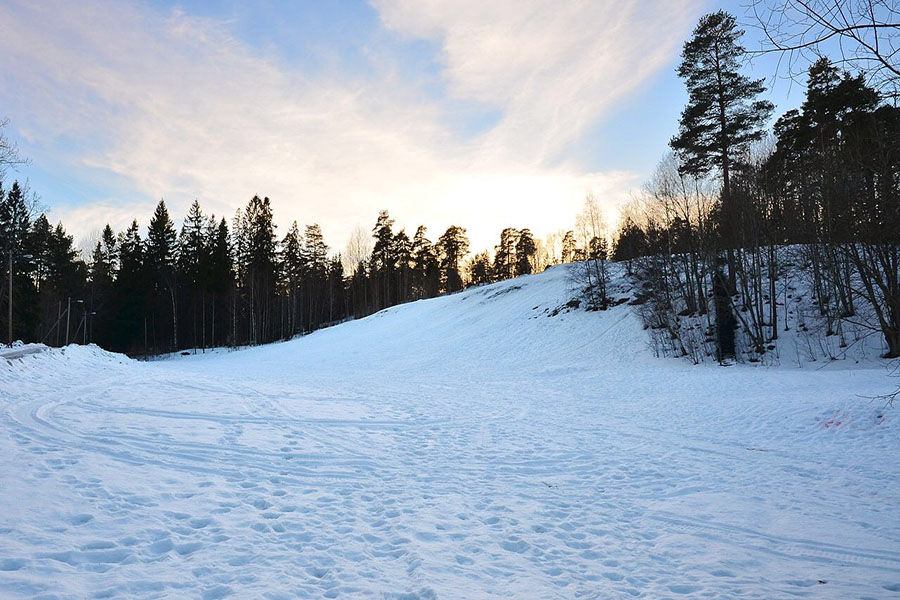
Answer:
668;584;702;594
501;539;529;553
69;513;94;526
146;538;173;555
0;558;26;571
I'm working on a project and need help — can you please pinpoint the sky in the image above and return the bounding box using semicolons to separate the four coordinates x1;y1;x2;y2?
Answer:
0;0;805;254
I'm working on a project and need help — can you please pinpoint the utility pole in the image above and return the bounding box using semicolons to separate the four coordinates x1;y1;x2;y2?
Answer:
8;252;12;346
65;297;71;345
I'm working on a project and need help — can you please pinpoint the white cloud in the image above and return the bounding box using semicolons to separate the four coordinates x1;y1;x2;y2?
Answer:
373;0;702;163
0;0;699;252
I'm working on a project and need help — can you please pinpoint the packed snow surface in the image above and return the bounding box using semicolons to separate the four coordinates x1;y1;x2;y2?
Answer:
1;265;899;598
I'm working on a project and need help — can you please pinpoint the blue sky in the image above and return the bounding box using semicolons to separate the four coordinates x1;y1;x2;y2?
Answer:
0;0;806;253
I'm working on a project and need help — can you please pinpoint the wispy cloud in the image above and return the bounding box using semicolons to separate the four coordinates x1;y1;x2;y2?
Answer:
0;0;699;251
374;0;702;163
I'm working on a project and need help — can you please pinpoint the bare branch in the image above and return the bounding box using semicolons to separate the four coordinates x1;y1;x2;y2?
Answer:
0;118;30;179
747;0;900;97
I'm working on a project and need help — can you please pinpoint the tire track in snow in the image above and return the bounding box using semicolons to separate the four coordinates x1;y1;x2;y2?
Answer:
647;511;900;571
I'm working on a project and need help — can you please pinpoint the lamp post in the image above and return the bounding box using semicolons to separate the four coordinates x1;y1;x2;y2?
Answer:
82;305;90;345
7;252;33;346
65;298;84;346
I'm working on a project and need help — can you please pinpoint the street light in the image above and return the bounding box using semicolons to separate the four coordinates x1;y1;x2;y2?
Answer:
8;252;33;346
88;311;97;345
65;298;84;346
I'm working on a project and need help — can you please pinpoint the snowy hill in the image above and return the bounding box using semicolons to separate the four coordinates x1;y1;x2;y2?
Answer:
172;265;650;375
1;264;899;599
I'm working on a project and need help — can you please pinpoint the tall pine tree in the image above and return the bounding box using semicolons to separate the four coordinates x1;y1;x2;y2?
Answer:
670;11;773;290
437;226;469;293
671;11;773;360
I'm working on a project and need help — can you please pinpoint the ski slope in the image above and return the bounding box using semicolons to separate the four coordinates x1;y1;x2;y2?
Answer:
1;265;899;599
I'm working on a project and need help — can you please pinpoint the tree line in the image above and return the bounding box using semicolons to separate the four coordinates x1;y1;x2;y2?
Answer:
0;178;608;354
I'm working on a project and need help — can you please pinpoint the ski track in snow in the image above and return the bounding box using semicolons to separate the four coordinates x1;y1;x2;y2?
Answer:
1;265;899;599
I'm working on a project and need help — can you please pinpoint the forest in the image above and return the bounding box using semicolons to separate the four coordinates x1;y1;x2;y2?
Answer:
0;182;598;354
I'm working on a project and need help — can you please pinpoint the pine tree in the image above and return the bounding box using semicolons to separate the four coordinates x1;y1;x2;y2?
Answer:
515;229;536;276
281;221;304;335
304;224;329;272
764;59;900;356
437;226;469;293
392;229;413;303
326;254;345;325
493;228;518;281
303;223;329;330
612;217;646;274
371;210;395;309
670;11;774;291
468;251;492;286
561;230;576;264
671;11;772;360
412;226;439;299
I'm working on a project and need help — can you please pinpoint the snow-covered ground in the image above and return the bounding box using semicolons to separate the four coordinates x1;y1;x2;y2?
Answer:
1;265;899;599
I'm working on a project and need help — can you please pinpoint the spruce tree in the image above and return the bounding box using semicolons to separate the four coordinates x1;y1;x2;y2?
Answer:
178;200;208;350
147;200;177;270
0;181;30;261
115;220;146;351
243;196;278;343
178;201;206;290
207;217;233;347
89;233;116;346
1;183;37;342
28;214;52;292
146;200;178;349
